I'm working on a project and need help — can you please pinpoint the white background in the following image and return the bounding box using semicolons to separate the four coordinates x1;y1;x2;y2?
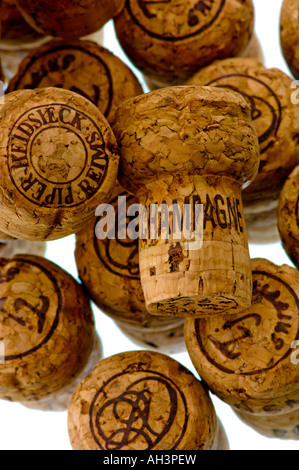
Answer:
0;0;298;451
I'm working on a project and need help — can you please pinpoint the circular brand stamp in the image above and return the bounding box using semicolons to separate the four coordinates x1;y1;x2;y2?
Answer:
89;369;188;450
205;74;282;154
10;44;113;117
126;0;226;41
0;258;61;361
194;271;299;375
7;103;109;207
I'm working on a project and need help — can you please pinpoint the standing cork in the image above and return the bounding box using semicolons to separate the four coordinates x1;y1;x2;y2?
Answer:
0;254;103;410
278;165;299;270
113;86;260;318
75;182;186;354
113;0;254;88
67;350;229;450
185;258;299;417
7;39;143;126
14;0;126;39
0;87;119;241
280;0;299;79
186;57;299;244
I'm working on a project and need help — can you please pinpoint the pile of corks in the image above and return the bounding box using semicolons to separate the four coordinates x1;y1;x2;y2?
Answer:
0;0;299;451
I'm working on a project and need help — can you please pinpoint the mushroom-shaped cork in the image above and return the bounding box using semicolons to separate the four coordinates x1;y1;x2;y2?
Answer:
113;86;260;318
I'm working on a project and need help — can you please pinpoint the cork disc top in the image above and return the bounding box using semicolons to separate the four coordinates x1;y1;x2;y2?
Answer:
186;57;299;205
113;85;260;195
280;0;299;79
185;258;299;415
0;87;119;240
7;39;143;125
0;255;95;402
114;0;254;85
68;350;218;450
278;165;299;270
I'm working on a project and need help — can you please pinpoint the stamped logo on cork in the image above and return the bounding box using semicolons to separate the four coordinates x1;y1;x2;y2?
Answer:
7;104;109;207
89;369;188;450
0;258;61;361
195;271;299;375
127;0;225;40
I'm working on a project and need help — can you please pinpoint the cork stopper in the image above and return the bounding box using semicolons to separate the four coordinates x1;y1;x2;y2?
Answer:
0;87;119;241
241;33;265;64
280;0;299;79
186;57;299;244
113;86;260;318
7;39;143;126
234;407;299;441
278;165;299;270
14;0;126;39
0;254;97;407
0;0;42;42
0;237;46;258
185;258;299;416
67;350;222;450
75;182;186;354
114;0;254;87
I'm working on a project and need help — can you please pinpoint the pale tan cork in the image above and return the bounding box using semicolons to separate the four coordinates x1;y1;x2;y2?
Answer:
7;39;143;126
0;254;102;410
234;407;299;440
67;350;229;450
241;32;265;64
280;0;299;79
113;85;260;318
185;258;299;417
186;57;299;244
0;87;119;241
75;182;186;354
0;236;46;258
14;0;126;39
278;165;299;270
114;0;254;87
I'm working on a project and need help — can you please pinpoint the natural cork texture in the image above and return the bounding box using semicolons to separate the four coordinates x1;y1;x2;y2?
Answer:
280;0;299;79
113;86;260;318
0;236;46;258
0;87;119;241
234;407;299;440
278;165;299;270
185;258;299;417
241;33;265;64
75;182;186;354
7;39;143;126
67;350;229;450
114;0;254;87
0;0;42;42
14;0;126;39
0;254;98;408
186;57;299;244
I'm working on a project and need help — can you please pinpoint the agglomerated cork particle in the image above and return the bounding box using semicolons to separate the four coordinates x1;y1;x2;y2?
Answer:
185;258;299;416
0;254;97;406
75;182;186;354
280;0;299;79
113;85;260;318
7;39;143;126
0;87;119;241
67;350;224;450
186;57;299;244
278;165;299;270
114;0;254;87
14;0;126;39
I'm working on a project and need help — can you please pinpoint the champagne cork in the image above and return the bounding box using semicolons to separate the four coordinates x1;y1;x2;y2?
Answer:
14;0;126;39
280;0;299;79
0;254;102;410
185;258;299;417
7;39;143;126
278;165;299;270
75;183;185;354
67;350;229;450
0;87;119;241
113;0;254;88
234;407;299;440
186;57;299;244
0;236;46;258
113;86;260;318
